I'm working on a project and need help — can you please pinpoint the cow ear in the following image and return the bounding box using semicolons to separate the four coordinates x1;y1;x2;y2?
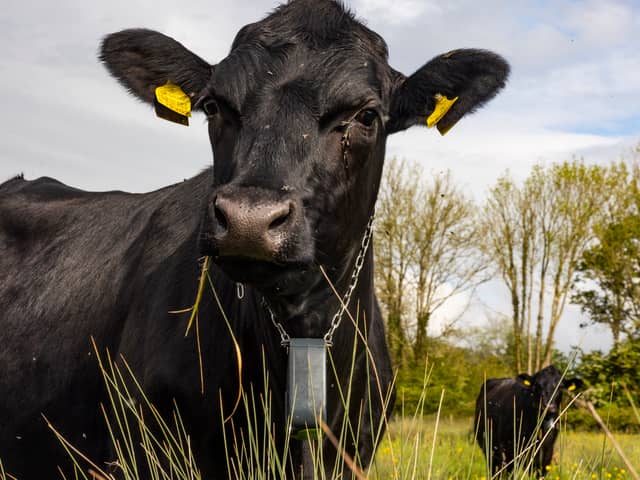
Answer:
387;49;509;135
100;29;212;112
563;378;584;392
517;373;534;387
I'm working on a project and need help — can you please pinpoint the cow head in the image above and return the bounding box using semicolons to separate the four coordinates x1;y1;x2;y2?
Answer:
518;366;583;430
99;0;509;321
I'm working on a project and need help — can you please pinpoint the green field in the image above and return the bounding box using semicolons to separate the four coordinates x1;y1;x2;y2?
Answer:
3;354;638;480
369;416;640;480
2;416;638;480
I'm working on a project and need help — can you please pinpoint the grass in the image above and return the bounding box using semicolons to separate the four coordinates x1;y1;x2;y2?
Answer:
2;263;638;479
3;353;640;480
3;335;638;479
4;333;639;480
44;343;201;480
370;415;640;480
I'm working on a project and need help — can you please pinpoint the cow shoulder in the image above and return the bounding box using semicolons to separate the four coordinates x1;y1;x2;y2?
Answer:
0;177;89;246
0;175;204;319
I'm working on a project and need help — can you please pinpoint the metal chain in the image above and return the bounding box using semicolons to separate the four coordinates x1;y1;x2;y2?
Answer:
264;299;291;347
263;213;375;348
323;213;374;346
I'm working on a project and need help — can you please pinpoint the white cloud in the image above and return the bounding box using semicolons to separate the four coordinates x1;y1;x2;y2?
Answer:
427;288;473;336
351;0;440;25
514;54;640;131
386;120;631;202
459;282;613;354
564;0;636;45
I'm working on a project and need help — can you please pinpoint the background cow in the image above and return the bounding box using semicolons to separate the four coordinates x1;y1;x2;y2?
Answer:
475;365;583;476
0;0;508;478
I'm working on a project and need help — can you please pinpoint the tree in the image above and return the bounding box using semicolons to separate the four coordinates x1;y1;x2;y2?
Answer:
374;158;487;366
573;217;640;343
480;160;611;372
411;170;488;359
539;161;610;366
572;159;640;344
375;158;417;367
480;173;535;372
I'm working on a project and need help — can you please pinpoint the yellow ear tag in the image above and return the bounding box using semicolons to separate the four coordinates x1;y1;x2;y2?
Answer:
568;384;576;392
426;94;458;128
523;379;532;386
155;83;191;117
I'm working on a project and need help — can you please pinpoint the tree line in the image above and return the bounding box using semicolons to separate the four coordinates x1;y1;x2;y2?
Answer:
373;144;640;385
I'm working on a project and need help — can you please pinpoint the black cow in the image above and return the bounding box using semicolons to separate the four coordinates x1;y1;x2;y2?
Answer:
0;0;508;478
475;365;583;476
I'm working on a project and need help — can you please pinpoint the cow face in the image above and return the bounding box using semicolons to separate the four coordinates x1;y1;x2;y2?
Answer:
99;0;509;317
197;18;395;297
518;366;583;430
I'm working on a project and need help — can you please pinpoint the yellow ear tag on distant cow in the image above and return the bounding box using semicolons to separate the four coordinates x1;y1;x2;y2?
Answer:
568;383;576;392
426;93;458;128
523;379;532;386
154;83;191;126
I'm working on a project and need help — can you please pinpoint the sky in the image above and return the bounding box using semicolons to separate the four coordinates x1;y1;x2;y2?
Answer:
1;0;639;356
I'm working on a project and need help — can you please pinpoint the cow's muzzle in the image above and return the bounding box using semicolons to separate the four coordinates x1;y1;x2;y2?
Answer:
203;186;305;263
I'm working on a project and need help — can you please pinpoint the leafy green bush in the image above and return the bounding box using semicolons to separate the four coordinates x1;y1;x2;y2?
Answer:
563;404;640;433
395;337;511;417
577;336;640;407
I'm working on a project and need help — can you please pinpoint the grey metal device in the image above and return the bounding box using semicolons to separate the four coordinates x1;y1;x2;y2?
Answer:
286;338;327;436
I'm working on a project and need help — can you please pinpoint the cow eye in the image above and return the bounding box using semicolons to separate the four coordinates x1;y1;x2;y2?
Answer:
355;109;377;127
202;99;219;116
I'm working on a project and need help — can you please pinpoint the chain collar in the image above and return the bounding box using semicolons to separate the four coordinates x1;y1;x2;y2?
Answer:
262;214;375;348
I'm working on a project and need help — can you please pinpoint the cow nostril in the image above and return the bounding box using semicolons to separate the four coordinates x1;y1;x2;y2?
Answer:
268;204;292;230
214;205;228;232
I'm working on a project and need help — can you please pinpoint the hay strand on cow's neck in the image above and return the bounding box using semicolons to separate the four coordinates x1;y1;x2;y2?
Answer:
168;256;210;337
168;256;211;394
206;271;243;423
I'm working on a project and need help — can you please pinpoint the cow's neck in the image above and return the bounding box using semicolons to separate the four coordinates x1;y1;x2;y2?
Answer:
259;242;375;348
168;170;376;350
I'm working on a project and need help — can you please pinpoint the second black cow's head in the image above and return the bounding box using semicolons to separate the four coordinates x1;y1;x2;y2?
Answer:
100;0;509;318
517;365;584;427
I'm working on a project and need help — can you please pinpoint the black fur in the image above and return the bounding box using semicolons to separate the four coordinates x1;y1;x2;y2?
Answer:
1;1;509;478
474;366;583;475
